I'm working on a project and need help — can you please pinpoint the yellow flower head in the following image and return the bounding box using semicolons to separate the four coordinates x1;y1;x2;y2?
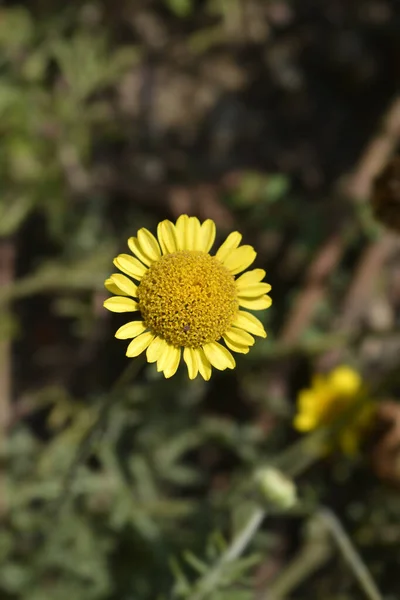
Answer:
103;215;272;379
293;365;376;455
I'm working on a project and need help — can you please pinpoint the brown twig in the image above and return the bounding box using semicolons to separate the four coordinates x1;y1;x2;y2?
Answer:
338;235;399;331
342;95;400;202
280;232;344;344
282;94;400;346
335;95;400;331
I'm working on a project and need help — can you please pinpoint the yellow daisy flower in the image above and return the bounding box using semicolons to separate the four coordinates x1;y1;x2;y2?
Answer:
293;366;376;455
103;215;272;379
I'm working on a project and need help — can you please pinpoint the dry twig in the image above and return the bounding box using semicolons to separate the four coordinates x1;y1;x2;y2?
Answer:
282;94;400;345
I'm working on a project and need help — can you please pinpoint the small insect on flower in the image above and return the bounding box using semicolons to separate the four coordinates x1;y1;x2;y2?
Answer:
103;215;272;379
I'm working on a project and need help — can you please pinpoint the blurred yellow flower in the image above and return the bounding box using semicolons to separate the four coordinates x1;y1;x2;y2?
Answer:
103;215;272;379
293;365;376;455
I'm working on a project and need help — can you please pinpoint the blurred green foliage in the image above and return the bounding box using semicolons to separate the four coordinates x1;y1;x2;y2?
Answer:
0;5;136;244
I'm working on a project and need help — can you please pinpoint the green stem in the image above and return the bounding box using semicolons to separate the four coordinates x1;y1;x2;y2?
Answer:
188;508;266;600
51;358;143;516
186;391;383;600
187;432;328;600
319;508;383;600
264;533;332;599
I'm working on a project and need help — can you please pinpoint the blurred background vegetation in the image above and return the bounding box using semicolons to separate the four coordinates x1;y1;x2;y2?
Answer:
1;1;400;598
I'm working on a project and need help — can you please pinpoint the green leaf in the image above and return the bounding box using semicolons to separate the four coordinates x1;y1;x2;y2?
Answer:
165;0;193;18
0;196;33;235
183;551;209;575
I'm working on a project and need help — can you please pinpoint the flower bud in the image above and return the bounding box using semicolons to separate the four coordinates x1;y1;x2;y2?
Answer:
256;467;297;509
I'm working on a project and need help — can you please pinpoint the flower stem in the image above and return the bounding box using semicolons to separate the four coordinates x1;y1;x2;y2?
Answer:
318;508;383;600
51;359;143;516
188;507;265;600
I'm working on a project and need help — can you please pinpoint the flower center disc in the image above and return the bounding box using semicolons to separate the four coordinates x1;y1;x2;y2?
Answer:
137;250;238;348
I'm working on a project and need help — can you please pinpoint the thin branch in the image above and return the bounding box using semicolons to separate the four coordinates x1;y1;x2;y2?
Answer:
280;232;344;344
343;94;400;202
318;508;383;600
261;530;332;599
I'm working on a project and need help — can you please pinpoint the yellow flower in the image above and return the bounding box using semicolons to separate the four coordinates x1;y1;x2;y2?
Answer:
293;366;376;455
103;215;272;379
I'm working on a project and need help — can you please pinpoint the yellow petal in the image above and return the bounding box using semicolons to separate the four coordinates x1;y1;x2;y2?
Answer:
328;366;361;396
237;283;272;298
175;214;190;250
127;237;152;266
223;337;250;354
232;311;267;338
222;245;256;275
293;413;316;431
298;390;318;412
183;347;199;379
203;342;235;370
115;321;146;339
215;231;242;263
114;254;148;280
163;347;181;378
223;326;254;354
238;295;272;310
157;220;178;254
200;219;216;253
224;327;254;347
104;277;128;296
126;331;154;357
186;216;202;251
146;336;167;363
196;348;212;381
236;269;266;289
157;342;175;372
109;274;138;297
137;227;161;262
311;374;325;391
103;296;139;313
